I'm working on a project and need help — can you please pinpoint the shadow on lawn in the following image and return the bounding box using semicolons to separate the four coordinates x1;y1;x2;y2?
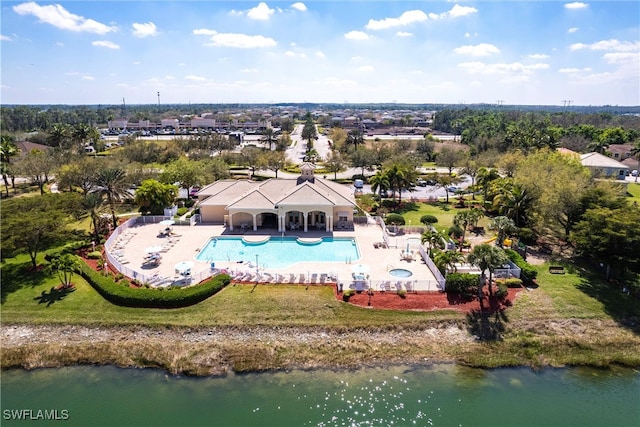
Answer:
575;267;640;334
34;286;76;307
1;262;49;304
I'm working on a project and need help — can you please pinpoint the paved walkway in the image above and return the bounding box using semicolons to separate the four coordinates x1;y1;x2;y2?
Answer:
107;222;441;291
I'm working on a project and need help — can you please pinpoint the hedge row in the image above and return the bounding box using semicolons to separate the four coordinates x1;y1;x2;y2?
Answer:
445;273;478;299
77;261;230;308
504;248;537;284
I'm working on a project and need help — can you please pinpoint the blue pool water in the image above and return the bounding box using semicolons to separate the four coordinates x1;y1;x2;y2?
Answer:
389;268;413;278
196;237;360;269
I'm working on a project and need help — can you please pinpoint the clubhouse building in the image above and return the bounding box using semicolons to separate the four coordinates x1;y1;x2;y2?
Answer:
195;163;358;232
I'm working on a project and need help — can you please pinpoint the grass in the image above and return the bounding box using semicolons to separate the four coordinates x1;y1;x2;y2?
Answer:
390;200;490;230
3;248;640;372
627;182;640;204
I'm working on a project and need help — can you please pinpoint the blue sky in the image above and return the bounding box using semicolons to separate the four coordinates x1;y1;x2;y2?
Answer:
1;1;638;106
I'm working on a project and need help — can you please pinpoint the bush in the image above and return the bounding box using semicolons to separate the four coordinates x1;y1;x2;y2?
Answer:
86;251;103;259
176;207;189;217
420;215;438;225
77;260;231;308
495;278;523;288
342;289;355;301
385;213;405;226
448;225;464;239
397;289;407;299
445;273;479;299
504;249;537;285
495;282;509;299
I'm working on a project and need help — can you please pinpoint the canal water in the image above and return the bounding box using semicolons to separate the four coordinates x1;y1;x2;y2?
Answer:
2;364;638;426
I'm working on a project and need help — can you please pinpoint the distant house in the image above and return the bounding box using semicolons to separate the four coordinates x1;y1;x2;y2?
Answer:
15;141;51;156
607;144;634;161
580;152;629;180
195;163;357;232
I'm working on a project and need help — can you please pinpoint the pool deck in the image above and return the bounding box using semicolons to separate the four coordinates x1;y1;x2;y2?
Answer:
108;222;441;292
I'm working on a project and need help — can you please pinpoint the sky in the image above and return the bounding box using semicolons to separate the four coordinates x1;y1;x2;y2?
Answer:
1;1;638;106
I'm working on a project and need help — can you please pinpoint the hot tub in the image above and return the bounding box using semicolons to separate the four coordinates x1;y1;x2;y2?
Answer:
389;268;413;278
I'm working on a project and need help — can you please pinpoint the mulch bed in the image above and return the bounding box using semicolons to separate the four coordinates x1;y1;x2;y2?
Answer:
341;288;523;313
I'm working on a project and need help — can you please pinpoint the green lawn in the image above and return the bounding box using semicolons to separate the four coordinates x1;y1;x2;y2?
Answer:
390;201;490;230
1;254;460;328
627;182;640;204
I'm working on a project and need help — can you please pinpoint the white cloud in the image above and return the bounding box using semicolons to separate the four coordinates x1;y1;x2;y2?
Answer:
132;22;157;38
458;61;549;75
454;43;500;57
603;52;639;64
559;67;592;73
570;39;640;52
315;51;326;59
81;75;94;81
435;4;478;19
132;61;141;65
165;75;175;80
193;28;218;36
396;31;413;37
357;65;374;72
1;34;12;41
240;68;258;73
13;2;117;34
344;31;370;40
528;53;549;59
564;2;589;10
185;75;206;81
568;27;579;33
290;2;307;12
285;50;307;58
206;33;277;48
247;2;274;20
91;40;119;49
365;10;428;30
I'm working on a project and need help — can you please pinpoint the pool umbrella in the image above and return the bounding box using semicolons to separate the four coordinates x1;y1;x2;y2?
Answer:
145;246;164;254
174;261;194;273
159;219;175;226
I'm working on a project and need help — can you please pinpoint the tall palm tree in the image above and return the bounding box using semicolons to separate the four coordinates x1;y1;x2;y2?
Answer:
47;123;70;148
260;128;277;151
433;250;465;275
453;210;476;251
82;192;107;243
95;167;129;229
476;167;500;204
489;216;516;248
421;230;444;254
586;138;609;155
0;136;18;196
49;254;81;289
467;243;509;304
346;128;364;151
369;170;390;198
493;183;533;227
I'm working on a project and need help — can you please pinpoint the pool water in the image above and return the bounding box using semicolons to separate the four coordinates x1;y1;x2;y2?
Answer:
389;268;413;278
196;237;359;269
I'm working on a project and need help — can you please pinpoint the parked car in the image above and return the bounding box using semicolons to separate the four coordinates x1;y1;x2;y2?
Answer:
632;170;638;177
416;178;427;187
447;186;461;193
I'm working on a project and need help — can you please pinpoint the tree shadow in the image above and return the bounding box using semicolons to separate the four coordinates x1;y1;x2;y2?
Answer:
34;286;76;307
1;261;49;304
574;265;640;334
467;308;509;341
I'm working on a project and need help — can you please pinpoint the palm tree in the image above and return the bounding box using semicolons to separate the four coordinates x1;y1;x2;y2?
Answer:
631;141;640;183
82;192;107;243
493;183;533;227
260;128;277;151
47;123;70;148
369;170;390;198
421;230;444;254
467;243;509;305
49;254;81;288
95;167;129;229
346;128;365;151
0;136;18;196
489;216;515;248
433;250;465;275
476;167;500;204
587;138;609;155
453;210;476;251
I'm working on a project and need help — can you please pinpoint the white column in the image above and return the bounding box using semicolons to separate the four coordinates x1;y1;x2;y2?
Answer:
252;214;257;231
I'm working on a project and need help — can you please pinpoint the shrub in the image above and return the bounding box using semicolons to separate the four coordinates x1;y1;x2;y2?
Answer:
385;213;405;226
86;251;103;259
445;273;478;299
342;289;355;302
77;260;231;308
420;215;438;225
176;207;189;217
448;225;464;239
495;282;509;299
495;278;523;288
504;249;537;285
397;289;407;299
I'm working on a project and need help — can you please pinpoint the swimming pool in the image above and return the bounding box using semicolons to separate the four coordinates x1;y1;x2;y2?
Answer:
196;237;360;269
389;268;413;278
